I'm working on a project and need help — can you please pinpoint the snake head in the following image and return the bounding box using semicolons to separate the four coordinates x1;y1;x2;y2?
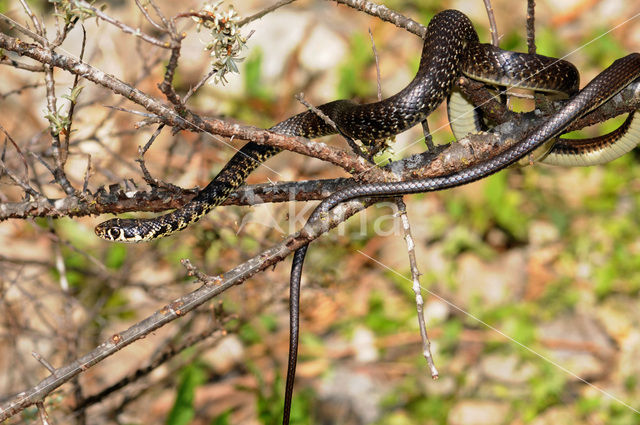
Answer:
95;218;146;243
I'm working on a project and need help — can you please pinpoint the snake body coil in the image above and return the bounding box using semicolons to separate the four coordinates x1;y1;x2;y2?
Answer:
93;10;640;425
285;51;640;425
96;9;596;243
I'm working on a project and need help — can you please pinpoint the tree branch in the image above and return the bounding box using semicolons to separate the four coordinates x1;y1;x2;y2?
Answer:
1;3;639;422
0;32;371;176
0;195;373;421
1;78;638;222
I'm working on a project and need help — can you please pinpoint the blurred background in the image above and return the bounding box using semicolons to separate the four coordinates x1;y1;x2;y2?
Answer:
0;0;639;423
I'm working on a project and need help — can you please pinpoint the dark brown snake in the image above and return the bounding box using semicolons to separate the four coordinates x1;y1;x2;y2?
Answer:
94;9;640;425
94;9;586;243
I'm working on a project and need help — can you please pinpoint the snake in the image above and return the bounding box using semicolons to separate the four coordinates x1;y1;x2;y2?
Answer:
93;13;640;243
93;9;640;425
446;56;640;166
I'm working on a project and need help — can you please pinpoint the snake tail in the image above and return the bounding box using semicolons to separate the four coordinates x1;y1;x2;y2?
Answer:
287;52;640;425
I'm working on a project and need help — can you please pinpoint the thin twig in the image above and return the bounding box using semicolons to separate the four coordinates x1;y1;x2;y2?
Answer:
144;0;172;30
32;352;57;375
103;105;159;119
52;234;70;292
482;0;500;46
82;154;91;194
0;13;47;45
369;28;383;101
134;0;168;32
181;259;223;286
30;152;57;179
72;0;172;48
295;93;372;161
43;63;76;195
0;195;372;421
158;46;186;111
61;25;88;161
135;124;178;188
0;158;41;198
17;0;44;37
36;401;52;425
527;0;537;54
0;82;43;99
395;198;438;378
183;68;216;103
331;0;426;38
72;311;232;412
237;0;298;26
0;123;29;177
0;57;44;72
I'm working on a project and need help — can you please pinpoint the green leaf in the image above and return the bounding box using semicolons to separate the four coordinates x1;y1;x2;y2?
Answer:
103;290;135;320
105;243;127;270
337;33;375;99
484;172;527;240
244;49;272;101
166;364;207;425
210;410;232;425
238;322;262;345
61;85;84;103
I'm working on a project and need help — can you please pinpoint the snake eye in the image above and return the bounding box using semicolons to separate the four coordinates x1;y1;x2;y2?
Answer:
108;228;122;240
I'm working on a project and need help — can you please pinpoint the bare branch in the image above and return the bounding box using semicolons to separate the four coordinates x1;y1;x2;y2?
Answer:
134;0;168;33
0;158;41;199
395;198;438;379
238;0;298;26
0;13;47;45
183;67;217;103
61;25;87;157
330;0;426;38
0;82;43;98
0;57;44;72
135;125;171;187
72;310;232;413
17;0;44;38
72;0;172;48
36;401;52;425
31;352;57;374
527;0;537;54
482;0;500;46
0;31;371;175
368;28;383;101
2;75;638;222
0;195;371;421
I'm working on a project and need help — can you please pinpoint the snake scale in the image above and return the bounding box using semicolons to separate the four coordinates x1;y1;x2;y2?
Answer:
94;9;640;425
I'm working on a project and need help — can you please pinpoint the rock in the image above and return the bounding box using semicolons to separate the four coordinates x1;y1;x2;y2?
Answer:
316;367;388;425
448;399;510;425
352;326;379;363
528;220;560;246
530;405;578;425
538;313;615;380
421;373;457;397
480;354;537;384
424;298;451;326
299;24;347;72
597;296;640;378
455;250;527;307
245;10;312;79
202;335;244;374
